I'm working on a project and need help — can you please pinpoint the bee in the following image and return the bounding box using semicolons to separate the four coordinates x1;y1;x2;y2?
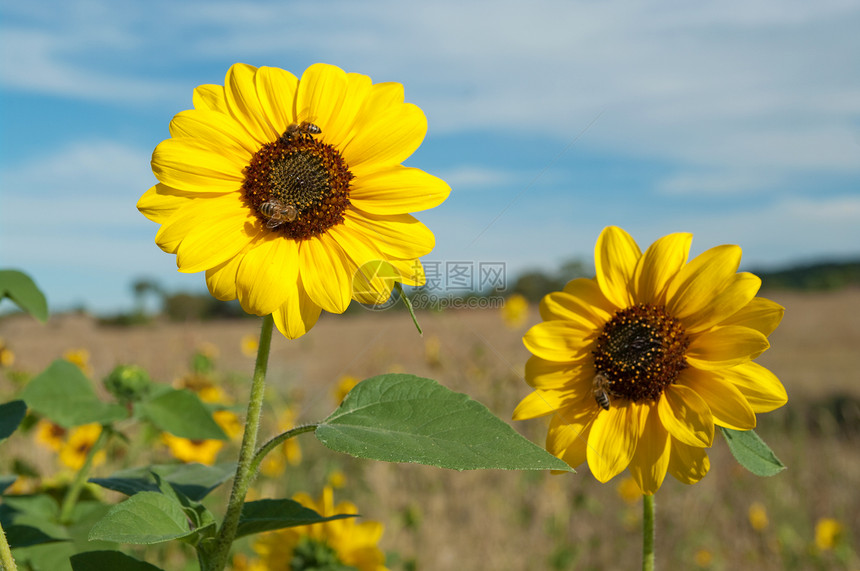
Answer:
259;199;298;228
592;373;612;411
280;120;322;142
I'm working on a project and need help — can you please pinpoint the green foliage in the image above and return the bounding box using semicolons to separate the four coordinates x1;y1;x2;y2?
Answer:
0;400;26;441
512;259;589;302
755;259;860;291
71;550;164;571
18;360;127;428
135;388;227;440
0;269;48;322
720;427;785;477
235;499;354;539
103;365;152;405
315;374;572;472
90;464;234;502
88;491;202;545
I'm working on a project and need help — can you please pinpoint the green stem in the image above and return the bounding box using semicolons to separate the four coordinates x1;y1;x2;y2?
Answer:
0;518;18;571
642;493;656;571
59;426;110;524
206;314;274;571
250;424;318;475
395;282;422;335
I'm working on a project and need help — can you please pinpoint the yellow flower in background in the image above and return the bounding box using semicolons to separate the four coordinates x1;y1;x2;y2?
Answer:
35;419;67;452
162;433;224;465
327;469;347;489
814;518;842;551
0;338;14;367
515;226;787;494
138;63;450;339
240;334;259;357
249;486;386;571
59;423;105;470
694;548;713;567
748;501;769;531
214;410;243;439
332;375;359;405
63;348;93;377
260;407;302;476
501;293;530;329
616;476;642;505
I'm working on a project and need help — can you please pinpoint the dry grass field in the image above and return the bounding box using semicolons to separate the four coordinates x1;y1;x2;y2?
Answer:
1;288;859;570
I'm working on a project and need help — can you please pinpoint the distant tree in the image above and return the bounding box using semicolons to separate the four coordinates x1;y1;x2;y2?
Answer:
131;278;163;316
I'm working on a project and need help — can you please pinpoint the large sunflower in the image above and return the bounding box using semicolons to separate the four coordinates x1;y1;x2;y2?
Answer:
514;226;787;494
138;63;450;338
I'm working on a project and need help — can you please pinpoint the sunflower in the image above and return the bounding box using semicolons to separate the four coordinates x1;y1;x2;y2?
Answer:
514;226;787;494
138;63;449;338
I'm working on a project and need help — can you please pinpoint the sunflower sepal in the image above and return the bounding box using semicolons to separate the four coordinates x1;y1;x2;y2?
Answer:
719;426;785;477
315;374;573;472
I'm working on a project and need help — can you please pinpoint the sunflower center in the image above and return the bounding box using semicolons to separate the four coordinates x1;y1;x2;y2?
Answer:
592;304;690;402
290;536;354;570
242;130;353;240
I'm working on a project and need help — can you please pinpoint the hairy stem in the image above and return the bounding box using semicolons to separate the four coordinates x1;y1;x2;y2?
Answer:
643;493;656;571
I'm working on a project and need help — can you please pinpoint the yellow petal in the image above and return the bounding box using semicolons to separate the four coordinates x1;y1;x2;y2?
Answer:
594;226;641;309
272;281;322;339
686;325;770;370
343;102;427;171
562;278;617;323
156;193;261;272
719;362;787;413
719;297;784;337
512;389;583;420
359;81;405;118
524;356;591;390
205;255;242;301
523;321;595;363
345;209;435;260
632;232;692;305
151;138;245;193
254;66;299;136
628;403;671;495
349;165;451;215
389;258;425;287
223;63;278;144
320;71;373;149
680;368;757;430
587;401;645;483
192;84;228;114
657;384;714;447
350;260;398;305
682;272;761;334
667;439;710;485
297;63;349;142
236;236;300;316
169;108;259;158
297;234;352;314
546;404;599;467
665;244;742;322
539;291;604;329
137;184;194;224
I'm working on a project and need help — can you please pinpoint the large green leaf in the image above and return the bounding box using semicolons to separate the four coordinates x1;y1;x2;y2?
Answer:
0;269;48;322
235;499;355;539
90;463;234;501
88;492;195;545
136;389;227;440
0;400;27;441
720;427;785;477
315;374;572;472
71;551;164;571
18;360;127;427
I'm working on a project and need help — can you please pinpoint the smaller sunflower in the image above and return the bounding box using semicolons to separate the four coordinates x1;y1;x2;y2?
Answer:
515;226;787;494
59;423;106;471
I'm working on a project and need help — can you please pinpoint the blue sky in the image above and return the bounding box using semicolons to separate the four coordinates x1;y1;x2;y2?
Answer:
1;0;859;314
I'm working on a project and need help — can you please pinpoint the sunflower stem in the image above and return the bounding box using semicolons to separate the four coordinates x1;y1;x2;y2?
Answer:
0;518;18;571
206;313;274;571
250;423;318;476
59;426;110;524
395;282;422;335
643;493;656;571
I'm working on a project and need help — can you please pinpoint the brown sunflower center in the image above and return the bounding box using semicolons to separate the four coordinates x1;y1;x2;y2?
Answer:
592;304;690;402
242;129;353;240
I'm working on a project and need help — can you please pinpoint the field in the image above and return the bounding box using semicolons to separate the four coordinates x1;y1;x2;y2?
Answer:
2;288;859;570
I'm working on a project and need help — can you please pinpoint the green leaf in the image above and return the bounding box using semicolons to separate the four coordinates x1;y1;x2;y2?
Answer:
136;389;227;440
71;551;165;571
3;524;67;548
90;463;233;502
235;499;355;539
0;475;16;493
720;427;785;477
0;269;48;322
0;400;27;441
88;491;195;544
316;374;572;472
18;360;127;427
